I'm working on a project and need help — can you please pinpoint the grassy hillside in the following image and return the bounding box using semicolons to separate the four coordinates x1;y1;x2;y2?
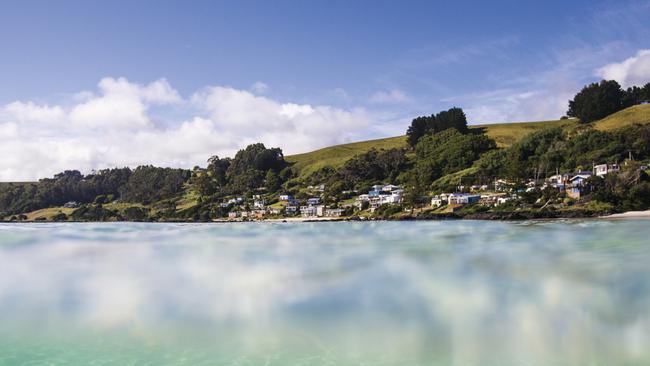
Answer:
285;135;407;177
593;104;650;131
285;119;574;178
470;119;575;147
285;104;650;179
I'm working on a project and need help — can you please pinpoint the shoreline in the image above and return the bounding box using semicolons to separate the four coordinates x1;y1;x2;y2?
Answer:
2;210;650;223
600;210;650;219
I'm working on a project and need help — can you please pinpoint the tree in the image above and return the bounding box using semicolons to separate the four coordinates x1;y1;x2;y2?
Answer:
435;107;468;133
406;116;432;147
338;148;407;187
413;128;496;187
265;170;281;192
226;143;287;193
567;80;625;123
406;107;469;147
120;166;190;204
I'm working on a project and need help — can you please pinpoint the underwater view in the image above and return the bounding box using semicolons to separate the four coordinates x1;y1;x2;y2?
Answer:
0;220;649;365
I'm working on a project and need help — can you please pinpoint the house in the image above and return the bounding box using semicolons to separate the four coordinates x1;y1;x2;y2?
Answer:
357;194;370;202
268;208;281;215
380;190;403;204
324;208;344;217
253;199;266;209
228;211;240;219
496;196;515;205
300;205;324;217
431;195;447;207
547;173;572;189
567;187;582;199
448;193;481;205
493;179;514;191
567;173;593;199
569;173;591;186
227;197;244;205
285;205;299;215
251;210;266;219
63;201;79;208
381;184;401;192
594;163;620;177
371;184;384;192
306;197;321;206
470;185;489;192
279;194;293;201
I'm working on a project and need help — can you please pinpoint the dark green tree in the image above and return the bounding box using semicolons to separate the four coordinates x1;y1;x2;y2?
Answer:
567;80;625;123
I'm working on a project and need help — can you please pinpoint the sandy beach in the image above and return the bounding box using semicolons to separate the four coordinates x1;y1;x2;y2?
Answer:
602;210;650;219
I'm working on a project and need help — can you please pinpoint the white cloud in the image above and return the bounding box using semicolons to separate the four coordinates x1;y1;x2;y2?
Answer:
369;89;410;104
0;77;371;181
598;49;650;88
68;77;181;129
250;81;269;94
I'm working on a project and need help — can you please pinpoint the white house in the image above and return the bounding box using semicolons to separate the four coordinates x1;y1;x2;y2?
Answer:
448;193;481;205
253;199;266;209
431;195;446;207
279;194;293;201
324;208;344;217
307;197;321;206
594;163;620;177
496;196;514;205
381;184;401;192
300;205;324;217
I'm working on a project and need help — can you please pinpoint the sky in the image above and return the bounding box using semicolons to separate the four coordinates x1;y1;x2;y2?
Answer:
1;0;650;181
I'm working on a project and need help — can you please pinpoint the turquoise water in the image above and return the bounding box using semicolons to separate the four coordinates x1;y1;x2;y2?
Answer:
0;220;649;365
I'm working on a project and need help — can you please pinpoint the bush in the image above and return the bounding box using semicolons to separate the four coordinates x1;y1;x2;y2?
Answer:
52;213;68;221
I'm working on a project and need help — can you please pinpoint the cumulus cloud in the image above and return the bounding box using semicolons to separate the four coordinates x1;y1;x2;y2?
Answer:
598;49;650;88
0;77;371;181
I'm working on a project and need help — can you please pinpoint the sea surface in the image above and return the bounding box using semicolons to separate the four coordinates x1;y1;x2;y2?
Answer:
0;220;648;365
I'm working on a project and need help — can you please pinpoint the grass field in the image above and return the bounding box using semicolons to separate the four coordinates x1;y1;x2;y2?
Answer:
470;119;575;147
593;104;650;131
285;104;650;179
19;207;75;221
285;135;407;178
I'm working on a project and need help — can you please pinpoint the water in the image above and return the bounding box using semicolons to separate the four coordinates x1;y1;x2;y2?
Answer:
0;220;648;365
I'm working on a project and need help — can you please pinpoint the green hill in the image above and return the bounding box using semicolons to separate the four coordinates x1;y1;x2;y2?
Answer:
285;135;407;178
593;104;650;131
286;104;650;178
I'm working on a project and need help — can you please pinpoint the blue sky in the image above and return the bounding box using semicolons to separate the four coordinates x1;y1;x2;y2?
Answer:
1;0;650;180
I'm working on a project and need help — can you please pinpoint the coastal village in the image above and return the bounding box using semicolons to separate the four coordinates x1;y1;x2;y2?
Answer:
221;160;649;221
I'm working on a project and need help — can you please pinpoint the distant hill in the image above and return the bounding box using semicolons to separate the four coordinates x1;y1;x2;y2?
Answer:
286;104;650;178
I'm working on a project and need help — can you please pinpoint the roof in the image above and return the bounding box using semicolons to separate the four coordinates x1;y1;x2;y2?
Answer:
570;174;591;181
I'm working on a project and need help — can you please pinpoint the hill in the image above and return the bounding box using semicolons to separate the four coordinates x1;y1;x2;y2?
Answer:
593;104;650;131
285;104;650;179
285;135;407;178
